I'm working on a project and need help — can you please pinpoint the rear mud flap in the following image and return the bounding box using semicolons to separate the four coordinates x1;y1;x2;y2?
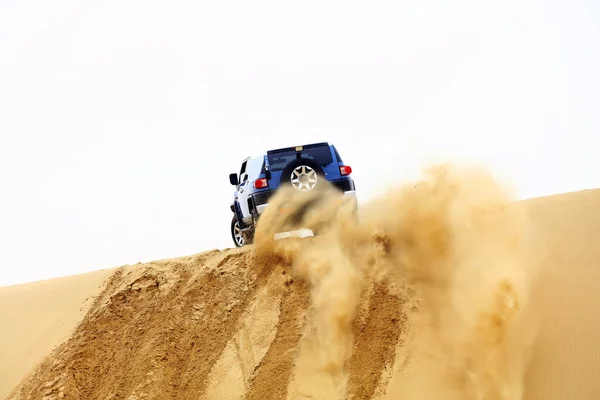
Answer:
273;228;314;240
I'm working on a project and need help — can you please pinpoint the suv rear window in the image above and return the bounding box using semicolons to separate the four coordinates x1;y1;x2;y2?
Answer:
267;145;333;171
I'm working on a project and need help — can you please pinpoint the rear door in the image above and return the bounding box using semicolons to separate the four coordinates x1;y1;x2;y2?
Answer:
236;159;252;222
266;143;337;185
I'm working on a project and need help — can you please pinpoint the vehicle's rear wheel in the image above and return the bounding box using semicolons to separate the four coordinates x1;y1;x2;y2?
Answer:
231;216;245;247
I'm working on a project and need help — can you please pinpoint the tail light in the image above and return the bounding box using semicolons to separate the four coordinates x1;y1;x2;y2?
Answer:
339;165;352;176
254;178;268;189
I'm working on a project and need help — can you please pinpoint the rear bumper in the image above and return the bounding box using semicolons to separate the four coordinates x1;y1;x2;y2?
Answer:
242;178;356;217
254;187;356;215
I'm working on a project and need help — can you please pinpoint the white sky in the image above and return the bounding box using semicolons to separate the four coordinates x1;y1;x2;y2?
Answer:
1;0;599;286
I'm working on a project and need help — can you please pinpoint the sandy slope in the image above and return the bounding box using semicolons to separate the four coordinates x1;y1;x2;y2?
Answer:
0;268;117;399
3;167;600;400
522;189;600;399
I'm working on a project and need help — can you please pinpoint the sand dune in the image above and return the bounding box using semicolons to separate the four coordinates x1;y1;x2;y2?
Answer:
0;268;117;399
3;165;600;399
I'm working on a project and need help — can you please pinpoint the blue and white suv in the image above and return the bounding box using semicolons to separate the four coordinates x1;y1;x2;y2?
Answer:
228;142;356;247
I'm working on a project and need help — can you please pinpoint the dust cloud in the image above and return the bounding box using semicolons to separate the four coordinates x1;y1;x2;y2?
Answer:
253;163;539;400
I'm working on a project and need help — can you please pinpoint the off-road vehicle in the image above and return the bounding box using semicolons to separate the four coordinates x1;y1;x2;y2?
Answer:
228;142;356;247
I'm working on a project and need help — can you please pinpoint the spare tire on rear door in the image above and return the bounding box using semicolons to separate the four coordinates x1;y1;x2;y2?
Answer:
279;157;325;192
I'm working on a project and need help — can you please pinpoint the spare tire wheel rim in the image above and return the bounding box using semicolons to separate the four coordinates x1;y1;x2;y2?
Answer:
291;165;317;191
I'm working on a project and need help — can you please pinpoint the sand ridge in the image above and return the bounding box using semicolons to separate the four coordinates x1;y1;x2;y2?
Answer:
4;164;600;399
